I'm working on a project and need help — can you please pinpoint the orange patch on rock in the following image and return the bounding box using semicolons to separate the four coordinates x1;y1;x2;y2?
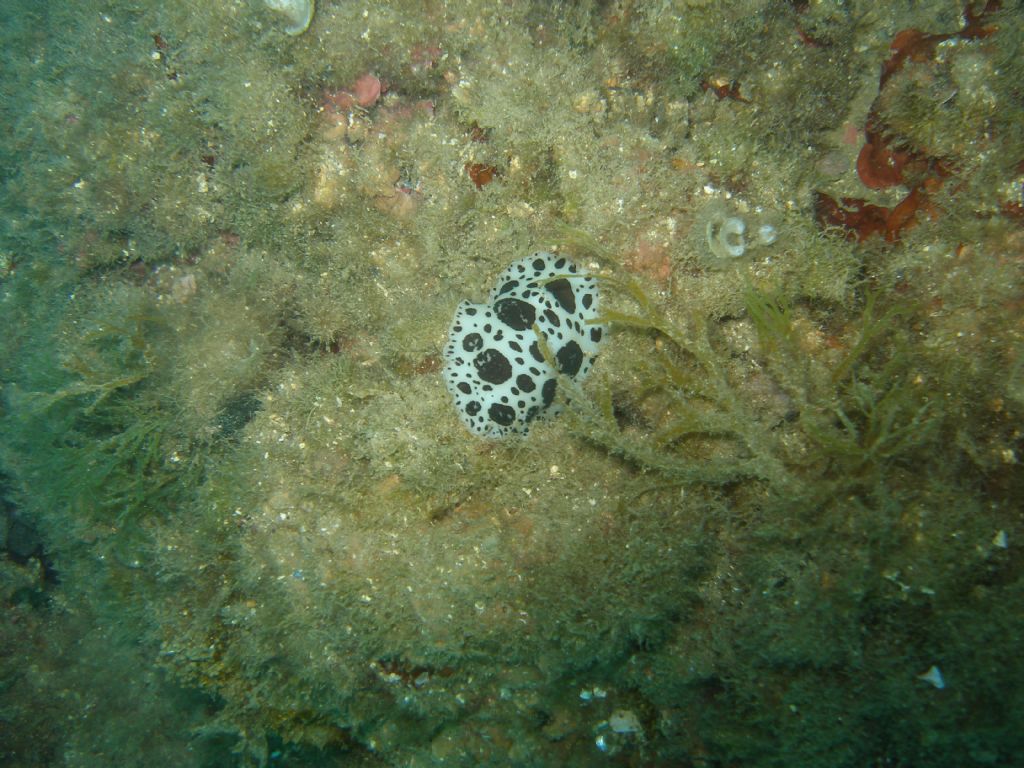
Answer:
465;162;498;190
624;237;672;286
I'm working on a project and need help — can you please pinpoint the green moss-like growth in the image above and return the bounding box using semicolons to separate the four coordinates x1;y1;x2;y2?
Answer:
1;1;1022;766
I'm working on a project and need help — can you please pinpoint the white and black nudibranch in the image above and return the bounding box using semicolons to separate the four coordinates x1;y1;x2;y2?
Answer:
443;252;605;438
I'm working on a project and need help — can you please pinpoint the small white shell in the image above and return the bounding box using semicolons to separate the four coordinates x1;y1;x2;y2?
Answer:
608;709;643;734
757;223;779;246
264;0;315;36
917;665;945;689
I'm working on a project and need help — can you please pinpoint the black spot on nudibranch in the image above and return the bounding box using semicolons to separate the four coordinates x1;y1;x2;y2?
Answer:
462;332;484;352
545;278;576;313
541;378;557;407
529;341;545;364
556;340;584;377
516;373;536;392
488;402;517;426
494;297;536;331
473;349;512;384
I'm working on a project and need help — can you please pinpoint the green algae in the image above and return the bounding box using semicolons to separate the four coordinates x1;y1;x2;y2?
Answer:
1;0;1023;766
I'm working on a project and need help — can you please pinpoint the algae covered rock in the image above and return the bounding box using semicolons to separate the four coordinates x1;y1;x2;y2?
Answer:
1;1;1023;766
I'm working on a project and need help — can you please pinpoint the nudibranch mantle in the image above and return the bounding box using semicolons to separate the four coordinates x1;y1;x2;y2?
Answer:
443;252;604;438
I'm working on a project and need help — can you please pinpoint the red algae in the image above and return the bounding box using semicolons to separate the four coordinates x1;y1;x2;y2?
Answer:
819;1;1003;241
465;162;498;190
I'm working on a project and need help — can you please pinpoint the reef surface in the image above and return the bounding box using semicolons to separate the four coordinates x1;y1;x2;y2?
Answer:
1;1;1022;766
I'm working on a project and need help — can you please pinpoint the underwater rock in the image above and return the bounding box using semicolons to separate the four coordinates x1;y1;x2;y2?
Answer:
264;0;315;36
443;252;604;438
